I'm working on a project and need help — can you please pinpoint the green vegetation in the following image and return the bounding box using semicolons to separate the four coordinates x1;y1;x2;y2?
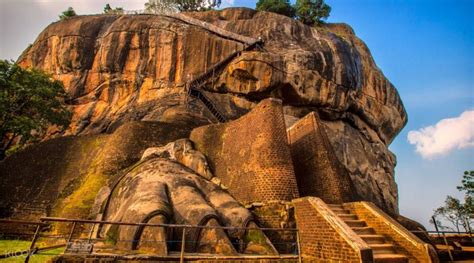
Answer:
52;137;108;231
256;0;294;17
431;170;473;232
294;0;331;25
457;170;474;196
105;225;120;245
256;0;331;25
243;229;267;244
0;240;63;263
103;3;124;14
145;0;221;13
0;60;71;160
58;7;77;20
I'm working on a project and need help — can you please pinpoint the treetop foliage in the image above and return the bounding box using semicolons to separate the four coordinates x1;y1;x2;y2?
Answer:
104;3;124;14
431;170;473;232
256;0;295;18
0;60;72;160
59;7;77;20
457;170;474;197
256;0;331;25
295;0;331;25
145;0;221;13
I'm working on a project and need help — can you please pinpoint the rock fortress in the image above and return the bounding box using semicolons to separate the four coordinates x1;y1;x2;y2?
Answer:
0;7;439;263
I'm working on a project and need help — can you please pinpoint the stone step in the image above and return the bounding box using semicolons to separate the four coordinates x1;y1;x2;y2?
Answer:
344;220;367;227
330;208;351;214
373;253;408;263
351;226;376;235
359;234;386;244
327;204;344;209
370;243;396;254
337;214;358;220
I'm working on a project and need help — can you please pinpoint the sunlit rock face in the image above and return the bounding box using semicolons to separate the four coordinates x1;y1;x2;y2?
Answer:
17;7;406;213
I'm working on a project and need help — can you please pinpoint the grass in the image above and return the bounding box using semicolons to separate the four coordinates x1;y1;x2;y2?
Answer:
0;239;64;263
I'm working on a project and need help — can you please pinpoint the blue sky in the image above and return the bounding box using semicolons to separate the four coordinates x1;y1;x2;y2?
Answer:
320;0;474;229
1;0;473;230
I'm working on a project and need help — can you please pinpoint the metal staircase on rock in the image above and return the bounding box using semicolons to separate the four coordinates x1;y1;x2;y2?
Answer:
176;13;263;123
328;204;409;263
185;39;262;123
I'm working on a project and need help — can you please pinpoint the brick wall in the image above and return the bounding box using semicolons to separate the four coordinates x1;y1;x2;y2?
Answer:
293;197;372;262
287;112;354;204
190;99;299;204
345;202;437;263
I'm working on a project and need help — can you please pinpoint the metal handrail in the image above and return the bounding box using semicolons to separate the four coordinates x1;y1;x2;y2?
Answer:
39;217;298;232
0;219;47;226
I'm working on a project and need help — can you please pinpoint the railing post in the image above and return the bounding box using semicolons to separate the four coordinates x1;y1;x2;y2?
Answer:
67;222;77;243
180;227;186;263
296;229;302;263
442;231;453;261
88;223;95;243
464;217;474;243
24;224;41;263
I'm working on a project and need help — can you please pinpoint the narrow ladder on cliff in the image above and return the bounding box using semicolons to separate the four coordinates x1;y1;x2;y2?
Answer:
185;38;263;123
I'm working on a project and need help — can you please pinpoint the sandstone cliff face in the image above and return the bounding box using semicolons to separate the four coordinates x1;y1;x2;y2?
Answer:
17;8;407;213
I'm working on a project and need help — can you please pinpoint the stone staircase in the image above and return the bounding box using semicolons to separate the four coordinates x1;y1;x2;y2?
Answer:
328;204;408;263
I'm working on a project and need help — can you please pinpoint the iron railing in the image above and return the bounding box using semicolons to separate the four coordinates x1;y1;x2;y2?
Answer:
0;218;301;263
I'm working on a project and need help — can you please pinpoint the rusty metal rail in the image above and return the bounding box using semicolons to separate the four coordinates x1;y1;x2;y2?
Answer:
0;219;47;226
1;217;301;262
39;217;297;232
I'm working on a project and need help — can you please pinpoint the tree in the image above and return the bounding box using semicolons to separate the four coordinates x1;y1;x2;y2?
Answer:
256;0;295;18
104;3;124;14
431;170;474;232
0;60;71;160
294;0;331;25
59;7;77;20
458;170;474;197
145;0;221;13
104;4;112;13
431;196;471;232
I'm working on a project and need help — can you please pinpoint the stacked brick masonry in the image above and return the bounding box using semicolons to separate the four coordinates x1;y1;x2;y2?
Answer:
345;202;438;263
190;99;299;204
293;197;372;262
249;201;297;253
287;112;355;204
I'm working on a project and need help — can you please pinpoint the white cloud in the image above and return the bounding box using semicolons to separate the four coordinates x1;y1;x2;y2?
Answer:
407;110;474;159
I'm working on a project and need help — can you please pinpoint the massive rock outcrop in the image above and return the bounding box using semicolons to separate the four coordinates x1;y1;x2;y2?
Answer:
12;8;406;216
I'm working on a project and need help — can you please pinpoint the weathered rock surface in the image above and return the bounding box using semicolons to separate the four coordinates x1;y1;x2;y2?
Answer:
322;119;398;212
17;8;407;213
141;138;213;180
0;121;192;221
18;9;406;143
13;8;407;217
